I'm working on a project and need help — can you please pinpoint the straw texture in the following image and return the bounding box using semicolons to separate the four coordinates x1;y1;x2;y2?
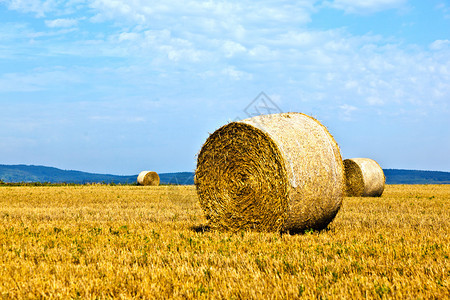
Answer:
195;112;345;233
137;171;160;186
344;158;385;197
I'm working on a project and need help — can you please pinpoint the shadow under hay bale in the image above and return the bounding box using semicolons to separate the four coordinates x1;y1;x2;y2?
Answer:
137;171;160;186
195;112;345;233
344;158;385;197
190;224;211;233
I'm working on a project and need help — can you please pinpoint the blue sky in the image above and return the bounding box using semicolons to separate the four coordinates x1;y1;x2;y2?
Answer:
0;0;449;174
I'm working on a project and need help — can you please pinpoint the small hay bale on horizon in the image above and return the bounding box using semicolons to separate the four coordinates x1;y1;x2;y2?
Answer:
195;112;345;233
137;171;160;186
344;158;385;197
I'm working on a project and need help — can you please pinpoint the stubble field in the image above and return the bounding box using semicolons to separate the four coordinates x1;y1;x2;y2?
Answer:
0;184;449;299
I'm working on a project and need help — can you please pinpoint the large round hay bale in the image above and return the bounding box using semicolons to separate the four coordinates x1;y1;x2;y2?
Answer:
344;158;385;197
137;171;160;186
195;112;345;233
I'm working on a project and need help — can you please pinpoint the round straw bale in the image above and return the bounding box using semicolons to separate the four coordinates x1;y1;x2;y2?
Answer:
137;171;160;186
195;112;345;233
344;158;385;197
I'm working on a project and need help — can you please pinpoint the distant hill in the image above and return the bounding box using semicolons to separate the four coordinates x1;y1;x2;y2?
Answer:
0;164;194;185
383;169;450;184
0;164;449;185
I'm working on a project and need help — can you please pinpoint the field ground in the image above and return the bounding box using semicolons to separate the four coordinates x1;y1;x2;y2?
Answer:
0;185;449;299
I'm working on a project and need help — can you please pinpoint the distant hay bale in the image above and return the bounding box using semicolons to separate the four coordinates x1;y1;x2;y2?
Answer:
137;171;160;186
195;112;345;233
344;158;385;197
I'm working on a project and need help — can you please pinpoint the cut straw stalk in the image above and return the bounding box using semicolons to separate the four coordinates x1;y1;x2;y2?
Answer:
195;112;345;233
137;171;160;186
344;158;385;197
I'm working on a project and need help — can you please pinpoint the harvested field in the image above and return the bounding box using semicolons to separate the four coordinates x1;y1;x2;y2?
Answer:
0;185;449;298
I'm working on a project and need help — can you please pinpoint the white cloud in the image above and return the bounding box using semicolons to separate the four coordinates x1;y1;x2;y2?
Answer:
327;0;407;14
436;3;450;19
366;96;384;106
2;0;450;118
339;104;358;121
430;39;450;51
2;0;63;17
277;31;318;48
87;0;317;37
45;18;78;28
117;32;140;42
222;40;246;58
221;66;252;80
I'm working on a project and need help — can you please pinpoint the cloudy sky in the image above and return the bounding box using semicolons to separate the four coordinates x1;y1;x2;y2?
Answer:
0;0;449;174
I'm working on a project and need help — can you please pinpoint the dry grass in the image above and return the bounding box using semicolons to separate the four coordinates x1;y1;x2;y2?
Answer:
0;184;449;299
196;113;344;233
